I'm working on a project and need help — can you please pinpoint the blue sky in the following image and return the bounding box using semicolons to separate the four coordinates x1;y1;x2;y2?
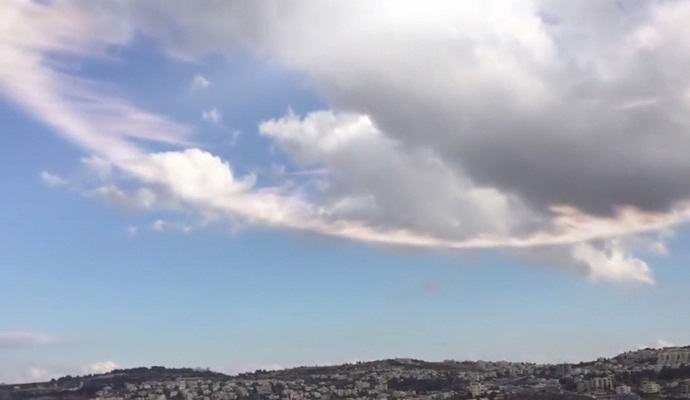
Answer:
2;0;690;384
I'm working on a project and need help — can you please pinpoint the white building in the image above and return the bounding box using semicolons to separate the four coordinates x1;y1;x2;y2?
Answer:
639;381;660;394
616;385;632;395
591;376;614;391
468;382;484;398
657;349;690;367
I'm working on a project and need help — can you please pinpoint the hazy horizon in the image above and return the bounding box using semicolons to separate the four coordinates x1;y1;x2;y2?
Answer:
3;342;688;385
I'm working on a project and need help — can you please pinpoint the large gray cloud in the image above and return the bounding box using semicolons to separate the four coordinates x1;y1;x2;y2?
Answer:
120;0;690;216
282;0;690;216
131;0;690;285
5;0;690;285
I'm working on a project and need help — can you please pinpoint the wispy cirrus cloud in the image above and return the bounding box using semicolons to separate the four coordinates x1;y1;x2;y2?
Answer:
0;1;192;163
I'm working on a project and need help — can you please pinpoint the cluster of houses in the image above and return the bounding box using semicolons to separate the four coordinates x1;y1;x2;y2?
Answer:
7;347;690;400
87;348;690;400
565;347;690;399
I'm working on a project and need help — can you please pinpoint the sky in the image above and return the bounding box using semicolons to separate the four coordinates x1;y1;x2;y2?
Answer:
2;0;690;384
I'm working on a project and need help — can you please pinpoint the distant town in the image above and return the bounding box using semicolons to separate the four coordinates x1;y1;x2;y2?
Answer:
3;346;690;400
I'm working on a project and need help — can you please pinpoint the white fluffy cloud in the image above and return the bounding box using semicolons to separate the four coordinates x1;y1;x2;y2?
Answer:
84;361;119;375
5;0;690;285
572;241;654;285
654;339;676;349
260;111;531;240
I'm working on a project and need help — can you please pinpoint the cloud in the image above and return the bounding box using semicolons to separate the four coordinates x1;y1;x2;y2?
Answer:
26;367;53;382
6;0;690;285
572;241;655;285
86;185;157;211
137;0;690;212
201;107;222;124
81;155;113;180
83;361;119;375
654;339;676;348
251;0;690;218
150;219;193;234
259;110;533;240
0;332;63;349
0;366;51;384
221;362;285;376
190;74;211;90
259;111;689;254
40;171;68;187
0;0;191;163
639;339;678;350
0;361;118;384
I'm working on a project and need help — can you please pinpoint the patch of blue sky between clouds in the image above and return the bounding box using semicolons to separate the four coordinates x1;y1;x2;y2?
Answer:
70;34;325;185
